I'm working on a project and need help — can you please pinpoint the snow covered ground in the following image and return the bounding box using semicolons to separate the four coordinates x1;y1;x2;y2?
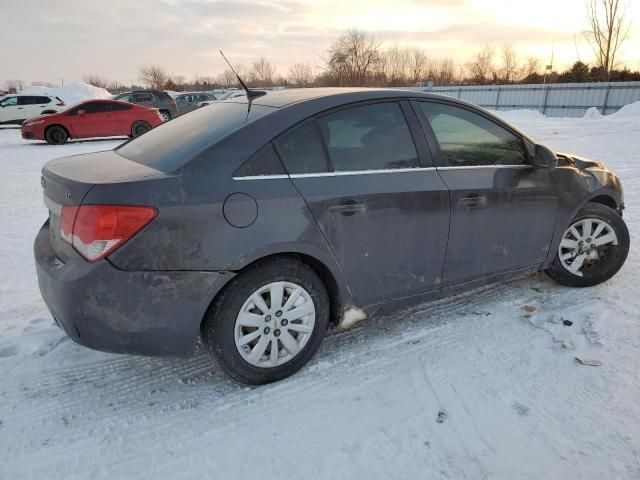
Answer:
0;106;639;479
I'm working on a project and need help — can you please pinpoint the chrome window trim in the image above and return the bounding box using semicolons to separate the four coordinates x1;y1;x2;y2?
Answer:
436;165;533;171
233;167;437;181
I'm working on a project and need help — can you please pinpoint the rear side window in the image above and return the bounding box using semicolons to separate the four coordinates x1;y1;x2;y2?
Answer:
234;144;285;177
35;96;51;104
116;93;133;102
419;102;527;167
316;102;419;172
111;102;132;111
275;122;328;174
134;93;154;102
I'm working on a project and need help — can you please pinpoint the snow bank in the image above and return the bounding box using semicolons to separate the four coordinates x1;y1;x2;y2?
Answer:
21;82;112;106
608;101;640;119
583;107;602;119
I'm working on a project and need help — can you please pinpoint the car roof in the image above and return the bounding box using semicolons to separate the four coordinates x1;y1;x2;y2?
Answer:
223;87;447;109
222;87;534;143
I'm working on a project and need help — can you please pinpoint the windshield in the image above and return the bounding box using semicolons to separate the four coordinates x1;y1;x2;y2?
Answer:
116;101;275;172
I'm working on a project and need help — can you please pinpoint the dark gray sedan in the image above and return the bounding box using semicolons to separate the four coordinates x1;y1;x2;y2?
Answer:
35;88;629;384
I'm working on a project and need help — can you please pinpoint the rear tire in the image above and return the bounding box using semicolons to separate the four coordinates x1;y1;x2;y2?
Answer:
202;257;330;384
546;203;629;287
45;125;69;145
131;120;151;137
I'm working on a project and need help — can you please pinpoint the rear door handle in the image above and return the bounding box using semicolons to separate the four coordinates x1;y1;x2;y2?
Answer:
328;201;366;216
458;194;487;209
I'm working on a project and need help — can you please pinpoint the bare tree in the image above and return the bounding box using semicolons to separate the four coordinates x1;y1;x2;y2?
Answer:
436;58;457;85
523;56;543;79
467;45;495;84
4;79;24;93
82;74;108;89
326;28;382;86
585;0;631;80
217;69;238;88
249;58;275;87
408;48;429;86
288;63;314;86
384;43;410;85
138;65;169;89
499;45;521;83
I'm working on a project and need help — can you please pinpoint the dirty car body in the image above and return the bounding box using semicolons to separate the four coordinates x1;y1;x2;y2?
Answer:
34;88;626;380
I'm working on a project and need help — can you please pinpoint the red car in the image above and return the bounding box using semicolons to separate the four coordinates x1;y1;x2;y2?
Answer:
21;99;165;145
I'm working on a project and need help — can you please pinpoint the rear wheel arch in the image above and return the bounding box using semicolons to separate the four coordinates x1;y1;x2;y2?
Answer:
201;252;343;333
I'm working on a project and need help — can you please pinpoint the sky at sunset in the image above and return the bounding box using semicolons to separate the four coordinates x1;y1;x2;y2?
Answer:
1;0;639;85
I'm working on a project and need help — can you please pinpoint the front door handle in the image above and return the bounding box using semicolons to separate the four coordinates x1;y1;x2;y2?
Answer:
328;201;366;216
458;194;487;209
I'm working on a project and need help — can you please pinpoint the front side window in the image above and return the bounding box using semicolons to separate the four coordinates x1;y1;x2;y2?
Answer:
419;102;527;167
82;102;111;114
317;102;419;172
1;96;17;106
276;122;328;175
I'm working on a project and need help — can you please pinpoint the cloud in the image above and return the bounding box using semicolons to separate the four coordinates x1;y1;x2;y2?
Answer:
1;0;636;84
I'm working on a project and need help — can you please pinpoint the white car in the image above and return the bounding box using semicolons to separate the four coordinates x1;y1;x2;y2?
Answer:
0;95;66;125
197;90;245;108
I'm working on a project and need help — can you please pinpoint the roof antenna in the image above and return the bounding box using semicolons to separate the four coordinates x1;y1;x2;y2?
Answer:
219;50;266;100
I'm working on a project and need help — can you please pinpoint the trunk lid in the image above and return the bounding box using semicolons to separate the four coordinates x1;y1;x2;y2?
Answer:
41;150;164;261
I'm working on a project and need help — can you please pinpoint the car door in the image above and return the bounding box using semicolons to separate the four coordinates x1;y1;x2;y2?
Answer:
413;100;558;287
134;93;155;109
32;96;53;116
276;100;451;307
0;96;21;123
70;102;111;137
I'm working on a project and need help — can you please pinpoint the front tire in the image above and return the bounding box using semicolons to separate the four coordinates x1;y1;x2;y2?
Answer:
202;257;330;384
546;203;629;287
159;110;171;122
45;125;69;145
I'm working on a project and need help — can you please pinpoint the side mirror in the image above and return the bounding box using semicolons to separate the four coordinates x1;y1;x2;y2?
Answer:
535;144;558;169
77;109;86;116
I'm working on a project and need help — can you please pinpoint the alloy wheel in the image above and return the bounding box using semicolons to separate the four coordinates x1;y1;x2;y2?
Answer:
234;281;316;368
558;217;618;277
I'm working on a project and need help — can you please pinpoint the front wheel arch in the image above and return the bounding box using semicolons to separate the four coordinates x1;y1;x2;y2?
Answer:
44;125;70;144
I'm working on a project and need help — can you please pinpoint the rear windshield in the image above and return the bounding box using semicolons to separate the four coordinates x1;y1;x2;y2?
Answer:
116;102;275;172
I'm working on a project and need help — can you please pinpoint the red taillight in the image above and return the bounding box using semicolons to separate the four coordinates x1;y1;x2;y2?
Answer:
60;205;157;262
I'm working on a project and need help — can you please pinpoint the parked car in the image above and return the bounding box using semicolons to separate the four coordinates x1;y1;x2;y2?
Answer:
215;90;245;102
35;88;629;384
22;99;164;144
0;94;65;125
112;90;177;122
175;92;217;115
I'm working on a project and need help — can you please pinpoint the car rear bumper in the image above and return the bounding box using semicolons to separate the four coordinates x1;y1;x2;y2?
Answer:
34;221;234;356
